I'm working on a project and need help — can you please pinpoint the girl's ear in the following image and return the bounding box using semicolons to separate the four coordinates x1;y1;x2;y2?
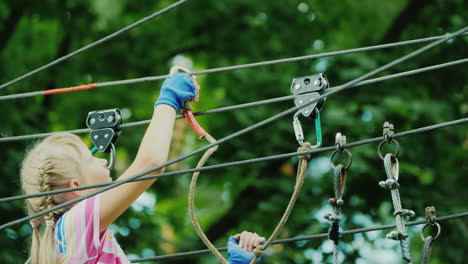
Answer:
68;179;85;196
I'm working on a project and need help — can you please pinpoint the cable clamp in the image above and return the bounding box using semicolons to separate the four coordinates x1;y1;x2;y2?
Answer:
324;213;341;222
379;179;400;190
383;121;395;142
421;206;441;241
394;209;416;218
386;230;408;240
328;198;345;207
86;109;122;169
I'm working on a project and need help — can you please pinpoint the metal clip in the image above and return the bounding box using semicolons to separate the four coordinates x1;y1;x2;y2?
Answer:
291;73;328;148
425;206;436;224
394;209;416;218
383;121;395;142
379;179;400;189
86;108;123;169
386;230;408;240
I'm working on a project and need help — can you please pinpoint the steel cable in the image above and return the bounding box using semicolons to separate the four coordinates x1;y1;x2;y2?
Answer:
129;211;468;263
0;25;466;230
0;0;191;90
0;34;466;101
0;117;465;203
0;58;466;143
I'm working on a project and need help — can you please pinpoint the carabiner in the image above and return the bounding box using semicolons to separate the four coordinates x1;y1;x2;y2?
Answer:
293;108;322;149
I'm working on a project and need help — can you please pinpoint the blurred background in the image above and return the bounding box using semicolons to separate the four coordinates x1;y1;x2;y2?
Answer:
0;0;467;263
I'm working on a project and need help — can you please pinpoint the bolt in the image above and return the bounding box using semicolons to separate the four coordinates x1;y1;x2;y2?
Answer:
99;145;104;150
314;80;320;86
93;135;98;140
104;134;109;139
299;100;303;104
107;116;114;123
304;111;309;115
294;83;301;90
90;118;96;125
336;199;344;206
328;198;336;205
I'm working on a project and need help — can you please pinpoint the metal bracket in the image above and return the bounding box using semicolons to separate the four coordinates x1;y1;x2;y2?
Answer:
86;109;123;170
291;73;328;148
290;73;328;118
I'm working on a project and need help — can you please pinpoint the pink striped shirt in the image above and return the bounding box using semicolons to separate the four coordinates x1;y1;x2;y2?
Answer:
54;194;130;264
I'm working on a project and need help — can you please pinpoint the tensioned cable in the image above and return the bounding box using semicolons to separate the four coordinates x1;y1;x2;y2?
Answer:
1;117;465;203
129;211;468;262
0;0;191;90
0;57;465;143
1;33;467;100
1;25;466;230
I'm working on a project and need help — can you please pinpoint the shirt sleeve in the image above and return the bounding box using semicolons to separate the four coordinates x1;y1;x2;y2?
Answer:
55;194;103;257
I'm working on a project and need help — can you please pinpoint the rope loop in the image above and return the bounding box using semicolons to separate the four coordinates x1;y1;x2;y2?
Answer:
253;246;265;258
297;142;312;160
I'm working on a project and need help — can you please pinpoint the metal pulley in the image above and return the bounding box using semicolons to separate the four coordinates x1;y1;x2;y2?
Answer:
86;108;123;169
291;73;329;148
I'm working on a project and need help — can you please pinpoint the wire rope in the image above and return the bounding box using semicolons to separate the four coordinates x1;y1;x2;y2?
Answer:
0;34;466;100
129;211;468;263
0;58;465;143
0;117;465;203
0;25;465;230
0;0;191;90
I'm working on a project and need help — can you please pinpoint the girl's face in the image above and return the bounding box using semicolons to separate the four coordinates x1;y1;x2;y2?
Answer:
76;142;112;192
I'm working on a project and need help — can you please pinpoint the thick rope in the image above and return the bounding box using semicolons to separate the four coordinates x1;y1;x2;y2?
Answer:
249;144;311;264
187;133;228;263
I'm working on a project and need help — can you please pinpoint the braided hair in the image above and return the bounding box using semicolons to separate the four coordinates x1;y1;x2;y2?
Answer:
21;133;85;264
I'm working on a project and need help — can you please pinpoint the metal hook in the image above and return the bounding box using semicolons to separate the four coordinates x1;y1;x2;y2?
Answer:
90;143;116;170
107;143;116;170
293;108;322;148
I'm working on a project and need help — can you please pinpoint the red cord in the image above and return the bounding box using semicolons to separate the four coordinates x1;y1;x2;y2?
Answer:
43;83;99;95
184;111;206;138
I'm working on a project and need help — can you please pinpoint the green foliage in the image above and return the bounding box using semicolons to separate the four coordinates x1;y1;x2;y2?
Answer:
0;0;467;263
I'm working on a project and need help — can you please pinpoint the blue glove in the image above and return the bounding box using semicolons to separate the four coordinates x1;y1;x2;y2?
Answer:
227;236;264;264
154;73;197;112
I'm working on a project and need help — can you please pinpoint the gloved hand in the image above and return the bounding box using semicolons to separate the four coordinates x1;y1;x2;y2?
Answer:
154;73;197;112
227;235;265;264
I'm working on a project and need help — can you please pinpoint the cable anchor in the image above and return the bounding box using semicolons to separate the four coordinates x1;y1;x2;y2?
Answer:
291;73;329;148
86;108;123;170
378;121;400;159
420;206;441;241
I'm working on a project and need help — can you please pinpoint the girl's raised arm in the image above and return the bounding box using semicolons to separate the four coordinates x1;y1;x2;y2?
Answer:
99;72;198;231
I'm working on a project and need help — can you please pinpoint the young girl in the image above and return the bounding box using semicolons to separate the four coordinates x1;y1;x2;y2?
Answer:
20;69;265;264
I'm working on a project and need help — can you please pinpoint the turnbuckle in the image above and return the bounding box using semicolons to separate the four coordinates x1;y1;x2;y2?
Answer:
86;108;123;170
291;73;329;148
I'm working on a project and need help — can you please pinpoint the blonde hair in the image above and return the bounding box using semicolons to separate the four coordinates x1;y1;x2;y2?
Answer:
21;133;86;264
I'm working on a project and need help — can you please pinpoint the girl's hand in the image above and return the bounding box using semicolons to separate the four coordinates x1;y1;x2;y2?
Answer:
227;231;265;264
234;231;265;252
154;67;198;112
169;66;200;103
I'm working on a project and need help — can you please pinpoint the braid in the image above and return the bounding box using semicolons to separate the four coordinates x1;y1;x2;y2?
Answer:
20;133;86;264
